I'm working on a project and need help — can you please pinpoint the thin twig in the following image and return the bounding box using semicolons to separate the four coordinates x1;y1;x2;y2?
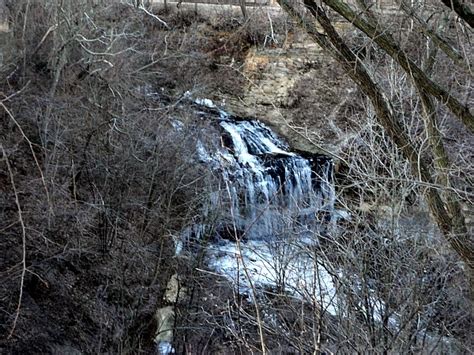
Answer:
32;24;59;56
1;81;31;103
0;102;53;216
136;4;170;29
224;180;267;354
2;145;27;339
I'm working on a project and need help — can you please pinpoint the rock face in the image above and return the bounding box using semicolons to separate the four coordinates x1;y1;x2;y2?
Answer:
154;273;186;354
225;33;361;156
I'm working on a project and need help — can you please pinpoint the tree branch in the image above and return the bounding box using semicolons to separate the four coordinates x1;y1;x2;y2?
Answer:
320;0;474;133
276;0;474;273
440;0;474;28
2;145;27;339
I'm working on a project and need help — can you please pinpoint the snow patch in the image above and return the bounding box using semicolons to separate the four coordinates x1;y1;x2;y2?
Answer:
208;240;339;315
194;97;216;108
156;341;175;354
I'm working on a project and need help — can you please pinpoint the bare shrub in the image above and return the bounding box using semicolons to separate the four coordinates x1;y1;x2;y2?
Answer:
0;1;225;352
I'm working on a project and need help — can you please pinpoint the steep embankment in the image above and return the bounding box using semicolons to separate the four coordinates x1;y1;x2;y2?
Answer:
1;3;472;354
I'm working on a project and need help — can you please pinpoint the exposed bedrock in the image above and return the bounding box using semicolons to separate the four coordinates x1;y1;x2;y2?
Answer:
223;33;361;157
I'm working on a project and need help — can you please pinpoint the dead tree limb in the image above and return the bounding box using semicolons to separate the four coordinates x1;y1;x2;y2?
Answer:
276;0;474;291
320;0;474;133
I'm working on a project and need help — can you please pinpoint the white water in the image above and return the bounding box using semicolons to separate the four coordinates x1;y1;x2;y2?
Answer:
208;240;339;315
159;98;392;354
196;117;334;240
176;99;338;307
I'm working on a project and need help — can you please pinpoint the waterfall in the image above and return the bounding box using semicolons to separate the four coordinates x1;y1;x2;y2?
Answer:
179;99;338;310
196;115;335;242
153;100;406;355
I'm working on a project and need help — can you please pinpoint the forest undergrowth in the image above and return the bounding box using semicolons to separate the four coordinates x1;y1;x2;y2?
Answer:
0;1;472;353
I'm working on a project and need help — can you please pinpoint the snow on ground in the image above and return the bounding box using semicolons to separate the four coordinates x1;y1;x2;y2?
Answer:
207;239;339;315
206;239;400;329
157;341;174;355
194;98;216;108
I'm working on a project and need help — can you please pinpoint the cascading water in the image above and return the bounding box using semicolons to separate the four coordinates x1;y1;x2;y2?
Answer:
218;119;334;239
195;113;335;242
176;99;338;308
159;99;340;354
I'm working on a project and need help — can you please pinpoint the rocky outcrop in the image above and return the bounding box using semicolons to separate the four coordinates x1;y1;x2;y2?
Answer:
224;32;361;156
153;273;188;354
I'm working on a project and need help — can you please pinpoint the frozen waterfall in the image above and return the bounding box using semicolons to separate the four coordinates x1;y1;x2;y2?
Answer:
196;116;335;241
179;99;338;312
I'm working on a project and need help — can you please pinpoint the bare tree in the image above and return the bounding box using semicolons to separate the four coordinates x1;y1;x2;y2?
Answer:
275;0;473;296
439;0;474;28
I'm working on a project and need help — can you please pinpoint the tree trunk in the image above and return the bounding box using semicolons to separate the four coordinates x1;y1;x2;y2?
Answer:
321;0;474;133
440;0;474;28
276;0;474;294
